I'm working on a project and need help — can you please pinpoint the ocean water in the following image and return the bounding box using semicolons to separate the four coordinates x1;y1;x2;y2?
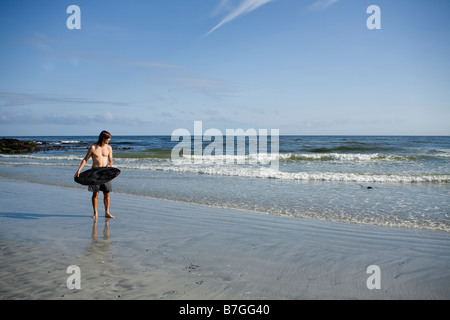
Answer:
0;135;449;232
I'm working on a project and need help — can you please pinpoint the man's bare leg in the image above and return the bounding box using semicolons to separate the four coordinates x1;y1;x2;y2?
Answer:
92;192;99;220
103;192;114;219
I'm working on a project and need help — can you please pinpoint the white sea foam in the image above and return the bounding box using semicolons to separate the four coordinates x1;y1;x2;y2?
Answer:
1;150;444;163
0;161;76;167
0;154;81;161
185;152;280;164
1;153;448;183
434;149;450;158
280;152;422;162
115;161;450;183
186;152;401;162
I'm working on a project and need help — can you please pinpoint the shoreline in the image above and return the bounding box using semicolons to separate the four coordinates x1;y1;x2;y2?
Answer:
0;178;449;299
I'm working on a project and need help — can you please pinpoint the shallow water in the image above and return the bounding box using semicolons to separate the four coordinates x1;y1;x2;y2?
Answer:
0;135;449;231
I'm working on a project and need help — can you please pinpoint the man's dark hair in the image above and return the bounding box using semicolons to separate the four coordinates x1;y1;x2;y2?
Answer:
97;130;111;146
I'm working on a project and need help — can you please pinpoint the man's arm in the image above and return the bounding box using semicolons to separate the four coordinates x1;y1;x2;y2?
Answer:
74;146;94;177
108;146;113;167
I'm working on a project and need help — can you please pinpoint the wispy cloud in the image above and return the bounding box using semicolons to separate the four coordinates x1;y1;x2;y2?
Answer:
308;0;340;11
129;61;184;69
171;76;239;99
207;0;274;35
18;32;184;72
0;92;127;108
0;111;152;127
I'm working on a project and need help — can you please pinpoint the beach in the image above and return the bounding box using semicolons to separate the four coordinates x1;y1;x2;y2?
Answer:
2;0;450;305
1;178;449;300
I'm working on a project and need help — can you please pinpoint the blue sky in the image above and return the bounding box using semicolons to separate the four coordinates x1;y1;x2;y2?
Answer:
0;0;449;136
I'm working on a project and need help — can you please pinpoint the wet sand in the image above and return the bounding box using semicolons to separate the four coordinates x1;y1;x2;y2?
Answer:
0;178;449;300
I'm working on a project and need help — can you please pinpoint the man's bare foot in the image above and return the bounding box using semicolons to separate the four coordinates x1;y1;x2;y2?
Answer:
92;212;98;220
105;212;114;219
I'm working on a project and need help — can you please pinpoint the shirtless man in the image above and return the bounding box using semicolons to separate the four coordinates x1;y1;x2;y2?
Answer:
75;130;114;220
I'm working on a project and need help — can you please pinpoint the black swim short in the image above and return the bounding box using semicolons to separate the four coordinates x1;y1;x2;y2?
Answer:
88;181;112;193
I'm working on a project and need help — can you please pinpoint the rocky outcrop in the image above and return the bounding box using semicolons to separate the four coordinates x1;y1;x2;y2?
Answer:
0;138;38;154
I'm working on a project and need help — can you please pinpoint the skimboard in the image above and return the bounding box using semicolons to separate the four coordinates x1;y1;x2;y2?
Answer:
74;167;121;186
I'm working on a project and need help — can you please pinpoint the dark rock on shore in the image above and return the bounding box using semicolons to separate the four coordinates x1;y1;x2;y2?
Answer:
0;138;134;154
36;142;71;152
0;138;38;154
